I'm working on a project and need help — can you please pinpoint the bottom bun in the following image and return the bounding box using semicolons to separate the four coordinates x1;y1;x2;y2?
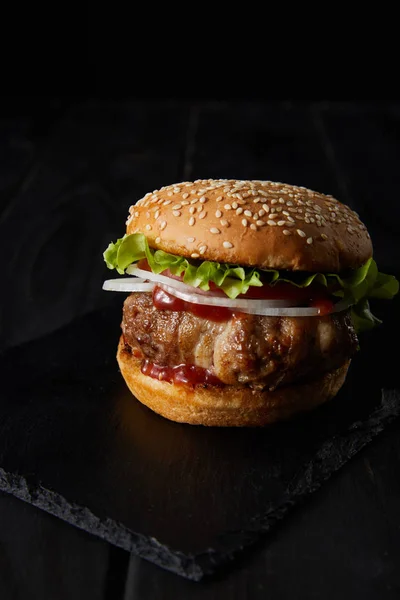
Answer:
117;337;350;427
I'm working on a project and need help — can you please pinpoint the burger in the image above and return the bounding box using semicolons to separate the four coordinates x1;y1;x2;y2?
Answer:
103;179;398;426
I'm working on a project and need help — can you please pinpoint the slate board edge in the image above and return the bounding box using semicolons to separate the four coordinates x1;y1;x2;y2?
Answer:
1;389;399;582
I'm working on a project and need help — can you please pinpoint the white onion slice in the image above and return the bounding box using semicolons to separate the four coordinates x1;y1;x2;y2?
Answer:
104;267;353;316
158;283;320;316
126;264;238;298
125;264;301;307
103;279;155;292
126;264;210;296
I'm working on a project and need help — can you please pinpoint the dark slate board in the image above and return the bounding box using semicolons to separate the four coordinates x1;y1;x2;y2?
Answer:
1;293;400;581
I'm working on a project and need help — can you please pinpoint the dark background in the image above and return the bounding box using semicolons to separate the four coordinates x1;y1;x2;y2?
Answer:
1;21;400;597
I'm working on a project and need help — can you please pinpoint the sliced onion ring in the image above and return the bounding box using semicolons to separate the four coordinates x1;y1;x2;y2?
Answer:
126;264;215;296
126;264;300;306
103;269;353;316
126;264;184;287
158;283;321;316
102;279;155;292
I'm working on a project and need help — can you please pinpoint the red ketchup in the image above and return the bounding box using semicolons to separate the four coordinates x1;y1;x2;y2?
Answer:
141;359;224;388
152;286;234;322
139;258;335;317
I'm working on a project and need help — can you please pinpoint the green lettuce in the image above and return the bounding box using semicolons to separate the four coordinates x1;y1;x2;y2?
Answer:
104;234;262;298
104;233;398;332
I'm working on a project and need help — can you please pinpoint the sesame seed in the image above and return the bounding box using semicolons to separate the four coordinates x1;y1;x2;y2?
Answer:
172;210;181;217
307;237;313;244
189;217;195;226
267;220;277;226
223;241;233;249
224;204;232;210
283;229;292;236
258;209;266;217
198;211;207;219
191;253;200;258
173;187;180;193
244;210;252;217
163;200;171;206
268;213;278;219
242;219;248;227
250;223;257;231
189;206;196;214
231;201;238;209
187;236;195;243
297;229;306;237
199;245;207;254
220;219;229;227
262;204;270;212
199;196;207;204
321;233;328;240
182;193;189;199
160;221;167;230
236;207;243;215
190;198;198;204
285;221;295;227
155;236;161;244
210;227;220;234
216;196;223;202
277;220;286;226
167;191;173;196
154;210;160;219
134;211;139;217
279;198;285;204
256;220;265;226
146;211;150;219
172;204;182;210
215;210;222;218
271;199;278;204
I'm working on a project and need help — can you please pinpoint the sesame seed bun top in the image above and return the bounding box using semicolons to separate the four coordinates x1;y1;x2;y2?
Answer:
126;179;372;273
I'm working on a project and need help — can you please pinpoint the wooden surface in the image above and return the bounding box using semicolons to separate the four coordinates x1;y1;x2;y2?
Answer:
1;99;400;599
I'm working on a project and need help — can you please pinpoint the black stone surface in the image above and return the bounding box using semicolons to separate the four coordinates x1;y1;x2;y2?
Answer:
1;291;399;580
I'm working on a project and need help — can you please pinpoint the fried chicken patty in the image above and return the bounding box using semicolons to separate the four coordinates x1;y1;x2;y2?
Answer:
121;292;358;390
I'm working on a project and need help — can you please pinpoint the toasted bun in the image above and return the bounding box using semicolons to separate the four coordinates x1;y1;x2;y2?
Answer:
126;179;372;273
117;337;350;427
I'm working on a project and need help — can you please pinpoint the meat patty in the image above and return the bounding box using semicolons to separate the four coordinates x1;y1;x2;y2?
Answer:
122;292;358;390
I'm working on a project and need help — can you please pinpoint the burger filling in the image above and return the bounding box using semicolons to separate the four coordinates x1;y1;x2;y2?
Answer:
103;233;398;390
121;290;358;390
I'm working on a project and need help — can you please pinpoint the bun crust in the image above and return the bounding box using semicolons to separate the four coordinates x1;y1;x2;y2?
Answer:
117;337;350;427
126;179;372;273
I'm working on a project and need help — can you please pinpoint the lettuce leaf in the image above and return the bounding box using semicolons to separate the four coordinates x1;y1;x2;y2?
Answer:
103;233;399;332
104;234;262;298
350;299;382;333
